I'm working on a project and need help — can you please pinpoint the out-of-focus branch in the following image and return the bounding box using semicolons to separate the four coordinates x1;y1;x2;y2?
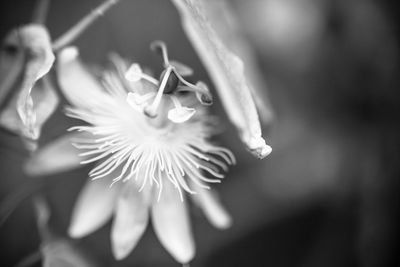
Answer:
52;0;121;51
31;0;51;25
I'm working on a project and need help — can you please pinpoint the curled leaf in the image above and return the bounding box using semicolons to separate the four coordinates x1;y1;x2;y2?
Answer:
171;0;271;158
0;24;56;141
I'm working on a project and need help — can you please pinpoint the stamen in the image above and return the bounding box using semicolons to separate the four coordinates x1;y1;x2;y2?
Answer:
143;67;172;118
169;60;193;77
175;78;213;105
125;64;160;88
168;95;196;123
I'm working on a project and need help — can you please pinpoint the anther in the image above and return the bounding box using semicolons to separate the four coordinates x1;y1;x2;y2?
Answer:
176;81;213;106
168;95;195;123
125;63;158;85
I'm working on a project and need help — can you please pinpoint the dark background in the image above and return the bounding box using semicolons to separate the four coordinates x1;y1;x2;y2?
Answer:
0;0;399;266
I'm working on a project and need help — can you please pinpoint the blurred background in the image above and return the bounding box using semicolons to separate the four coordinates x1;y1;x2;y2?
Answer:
0;0;399;266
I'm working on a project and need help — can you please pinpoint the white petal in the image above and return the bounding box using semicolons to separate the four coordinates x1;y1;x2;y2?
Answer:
24;132;83;176
168;107;196;123
111;184;149;260
125;63;143;82
57;46;107;108
193;187;232;229
151;181;195;263
68;178;119;238
171;0;272;158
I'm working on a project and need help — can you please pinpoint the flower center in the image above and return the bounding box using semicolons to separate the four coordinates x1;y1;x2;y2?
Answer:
125;41;213;124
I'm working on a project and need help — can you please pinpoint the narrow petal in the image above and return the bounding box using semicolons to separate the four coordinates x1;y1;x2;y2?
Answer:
69;178;119;238
193;187;232;229
151;181;195;263
171;0;271;158
24;132;83;177
198;0;274;124
168;107;196;123
111;183;150;260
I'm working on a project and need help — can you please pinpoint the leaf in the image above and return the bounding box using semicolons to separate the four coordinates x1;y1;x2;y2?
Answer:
33;197;95;267
0;24;56;141
171;0;272;158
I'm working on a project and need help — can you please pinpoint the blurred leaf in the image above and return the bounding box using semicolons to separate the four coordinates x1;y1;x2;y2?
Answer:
0;180;44;227
0;24;56;142
34;198;95;267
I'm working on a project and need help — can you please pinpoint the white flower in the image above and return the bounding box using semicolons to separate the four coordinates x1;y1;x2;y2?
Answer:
27;45;235;263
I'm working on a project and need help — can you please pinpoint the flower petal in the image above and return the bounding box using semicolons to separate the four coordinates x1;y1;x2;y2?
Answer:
151;181;195;263
57;46;107;108
171;0;272;159
193;187;232;229
68;178;119;238
24;132;83;177
197;0;274;124
168;106;196;123
111;183;149;260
